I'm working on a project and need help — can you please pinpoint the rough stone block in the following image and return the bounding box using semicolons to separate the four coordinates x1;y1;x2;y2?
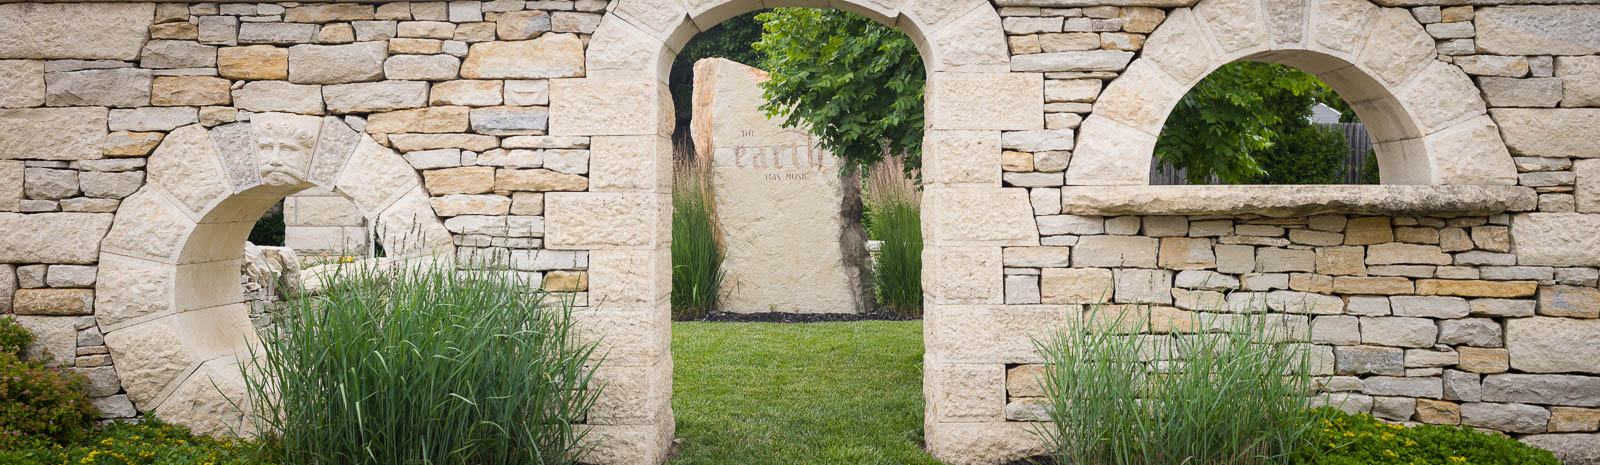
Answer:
1335;345;1404;376
1461;402;1550;433
1506;317;1600;374
1439;318;1504;348
1538;285;1600;318
0;108;108;161
1072;235;1157;268
289;42;388;84
150;76;231;106
0;3;154;60
232;81;325;115
927;72;1042;131
460;33;584;79
1476;5;1600;55
1361;316;1437;348
1492;109;1600;158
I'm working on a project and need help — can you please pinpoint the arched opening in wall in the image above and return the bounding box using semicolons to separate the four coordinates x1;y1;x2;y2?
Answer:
661;8;935;462
94;114;451;436
1148;59;1378;185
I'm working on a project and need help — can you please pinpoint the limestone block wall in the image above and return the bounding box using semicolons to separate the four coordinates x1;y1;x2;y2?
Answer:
283;188;370;256
0;0;1597;464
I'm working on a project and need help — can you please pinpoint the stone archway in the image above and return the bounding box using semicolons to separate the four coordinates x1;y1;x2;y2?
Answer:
1068;0;1519;187
552;1;1041;463
94;112;452;435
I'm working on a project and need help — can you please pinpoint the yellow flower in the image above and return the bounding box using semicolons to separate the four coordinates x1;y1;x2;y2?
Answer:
1384;449;1398;457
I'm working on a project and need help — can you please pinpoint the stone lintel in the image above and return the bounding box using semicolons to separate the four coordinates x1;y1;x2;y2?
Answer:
1059;185;1537;218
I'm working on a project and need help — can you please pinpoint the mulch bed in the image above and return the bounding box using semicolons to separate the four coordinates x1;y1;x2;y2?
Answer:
692;310;919;323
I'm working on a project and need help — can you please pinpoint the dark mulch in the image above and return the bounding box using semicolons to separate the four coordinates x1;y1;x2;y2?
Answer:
692;310;919;323
1002;456;1058;465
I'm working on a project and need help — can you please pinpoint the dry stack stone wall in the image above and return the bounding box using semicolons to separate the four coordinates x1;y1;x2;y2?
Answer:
0;0;1597;464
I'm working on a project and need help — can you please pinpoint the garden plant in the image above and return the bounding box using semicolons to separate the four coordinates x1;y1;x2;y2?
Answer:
242;260;600;465
863;155;922;316
671;141;727;320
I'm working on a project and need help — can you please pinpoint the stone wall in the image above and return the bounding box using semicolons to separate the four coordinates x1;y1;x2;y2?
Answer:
283;188;370;255
0;0;1597;464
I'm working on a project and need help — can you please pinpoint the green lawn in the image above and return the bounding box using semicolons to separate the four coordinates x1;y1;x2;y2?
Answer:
669;320;945;465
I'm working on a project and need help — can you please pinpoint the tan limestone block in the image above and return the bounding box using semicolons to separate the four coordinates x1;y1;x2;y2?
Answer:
509;192;542;215
586;359;671;426
1417;279;1536;298
1345;216;1394;245
494;168;587;192
588;135;670;193
928;304;1077;364
1549;407;1600;433
366;106;470;134
587;248;669;308
1512;213;1600;267
1332;276;1414;295
460;33;585;79
1458;347;1510;374
924;187;1039;246
429;80;503;106
0;3;154;60
1506;317;1600;375
13;315;75;367
577;422;673;465
232;81;324;115
1416;399;1461;425
1121;7;1166;33
927;363;1006;422
496;10;552;41
389;133;498;152
929;3;1009;71
1491;109;1600;158
423;166;495;195
0;60;45;108
427;194;509;216
924;130;1001;186
12;289;94;316
389;37;444;54
549;77;670;136
218;45;289;80
545;192;667;249
150;76;231;107
0;107;109;161
1157;237;1215;270
103;132;164;158
1316;246;1367;276
0;161;18;212
1000;151;1032;172
1040;267;1113;304
286;4;376;22
150;22;198;40
925;247;1004;305
288;41;388;84
926;421;1048;465
927;72;1042;131
542;270;587;291
1005;364;1047;398
1538;285;1600;319
1073;235;1158;268
1476;5;1600;56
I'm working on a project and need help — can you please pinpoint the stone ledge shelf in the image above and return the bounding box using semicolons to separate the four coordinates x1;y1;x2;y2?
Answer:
1059;185;1539;218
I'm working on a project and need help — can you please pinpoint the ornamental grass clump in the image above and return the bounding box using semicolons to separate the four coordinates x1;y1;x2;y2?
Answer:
243;261;600;465
671;140;727;320
1034;304;1329;465
863;155;922;316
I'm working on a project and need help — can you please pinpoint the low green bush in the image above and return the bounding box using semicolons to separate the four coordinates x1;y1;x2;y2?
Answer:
243;262;601;465
1034;306;1326;465
1298;408;1560;465
0;418;266;465
864;156;921;317
0;318;99;450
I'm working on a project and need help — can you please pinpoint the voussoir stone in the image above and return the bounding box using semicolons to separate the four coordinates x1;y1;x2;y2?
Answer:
0;3;154;60
0;107;108;161
460;33;585;79
288;41;388;84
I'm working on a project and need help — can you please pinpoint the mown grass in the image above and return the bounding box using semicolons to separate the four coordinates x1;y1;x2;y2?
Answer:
670;320;941;465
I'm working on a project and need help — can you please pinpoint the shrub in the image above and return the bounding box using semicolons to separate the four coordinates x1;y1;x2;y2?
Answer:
0;418;266;465
249;208;286;246
1297;408;1560;465
1034;306;1326;465
0;319;100;450
863;156;921;316
243;261;601;465
0;317;33;356
671;141;726;320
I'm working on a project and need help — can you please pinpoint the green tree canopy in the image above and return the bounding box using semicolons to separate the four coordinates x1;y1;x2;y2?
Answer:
1155;61;1355;184
670;11;767;126
754;8;926;174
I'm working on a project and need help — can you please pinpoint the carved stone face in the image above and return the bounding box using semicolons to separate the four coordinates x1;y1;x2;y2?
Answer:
255;118;316;186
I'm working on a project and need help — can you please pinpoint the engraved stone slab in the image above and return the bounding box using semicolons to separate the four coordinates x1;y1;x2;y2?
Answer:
690;58;868;314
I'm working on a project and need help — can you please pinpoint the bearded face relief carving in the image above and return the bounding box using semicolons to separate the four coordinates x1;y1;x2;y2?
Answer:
252;113;321;187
